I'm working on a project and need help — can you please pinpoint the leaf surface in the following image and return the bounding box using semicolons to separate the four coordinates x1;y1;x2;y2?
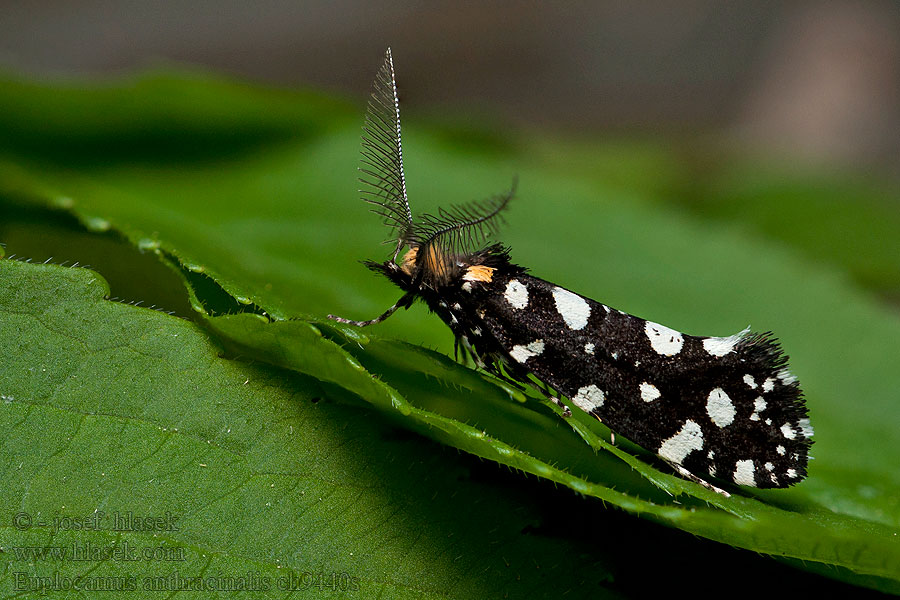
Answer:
0;259;629;599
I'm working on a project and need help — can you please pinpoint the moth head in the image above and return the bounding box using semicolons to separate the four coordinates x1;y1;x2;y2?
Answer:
366;179;516;294
364;242;457;292
329;50;516;328
362;246;424;292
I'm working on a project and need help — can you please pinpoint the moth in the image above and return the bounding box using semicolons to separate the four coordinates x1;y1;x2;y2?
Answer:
330;48;812;494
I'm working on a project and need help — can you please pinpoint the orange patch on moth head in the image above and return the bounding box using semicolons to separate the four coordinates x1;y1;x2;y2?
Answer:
462;265;495;283
400;247;419;275
401;245;449;280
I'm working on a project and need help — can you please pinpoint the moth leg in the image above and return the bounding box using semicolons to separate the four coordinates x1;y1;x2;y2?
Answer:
481;361;571;417
457;335;487;369
528;381;571;418
539;382;571;417
664;460;731;498
328;292;414;327
521;384;572;417
483;360;527;391
549;395;572;417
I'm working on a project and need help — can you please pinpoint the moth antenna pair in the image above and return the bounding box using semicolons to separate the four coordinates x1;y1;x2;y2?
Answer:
355;47;515;297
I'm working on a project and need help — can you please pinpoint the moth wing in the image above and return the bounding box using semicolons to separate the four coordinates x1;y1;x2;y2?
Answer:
474;273;810;488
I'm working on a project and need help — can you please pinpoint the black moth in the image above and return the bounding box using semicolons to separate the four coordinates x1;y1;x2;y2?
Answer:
330;48;812;495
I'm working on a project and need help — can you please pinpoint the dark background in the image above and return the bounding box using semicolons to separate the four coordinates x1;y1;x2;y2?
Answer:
2;1;899;177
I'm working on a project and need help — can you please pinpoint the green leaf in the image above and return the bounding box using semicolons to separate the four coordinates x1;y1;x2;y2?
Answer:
1;71;899;593
1;259;630;599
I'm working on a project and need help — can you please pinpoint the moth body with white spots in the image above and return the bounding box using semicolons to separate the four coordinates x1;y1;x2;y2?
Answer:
330;48;813;494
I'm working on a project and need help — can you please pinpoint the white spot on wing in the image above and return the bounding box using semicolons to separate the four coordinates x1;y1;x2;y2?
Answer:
733;460;756;486
762;378;775;393
462;282;473;292
702;327;749;357
706;388;736;428
786;468;797;478
658;419;703;464
584;342;595;355
510;339;545;364
764;462;774;471
552;287;591;330
639;382;661;403
743;374;757;389
644;321;684;356
749;396;766;421
571;385;605;412
504;279;529;309
776;445;786;455
780;423;797;439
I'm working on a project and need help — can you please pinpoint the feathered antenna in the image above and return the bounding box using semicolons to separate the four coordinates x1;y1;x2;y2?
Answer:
413;177;517;282
359;48;413;262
